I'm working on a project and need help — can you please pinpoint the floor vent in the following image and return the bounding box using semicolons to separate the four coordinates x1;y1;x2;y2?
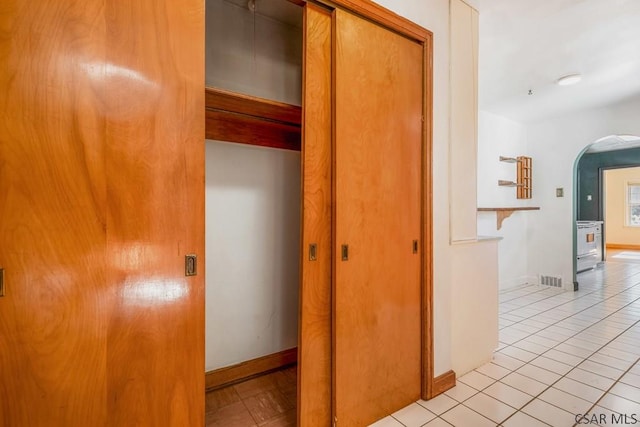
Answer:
540;275;562;287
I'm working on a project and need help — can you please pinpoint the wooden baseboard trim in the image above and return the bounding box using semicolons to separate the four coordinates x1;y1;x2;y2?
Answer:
430;370;456;398
606;244;640;251
205;347;298;391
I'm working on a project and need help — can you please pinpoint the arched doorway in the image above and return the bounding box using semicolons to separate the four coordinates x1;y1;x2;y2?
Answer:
572;134;640;288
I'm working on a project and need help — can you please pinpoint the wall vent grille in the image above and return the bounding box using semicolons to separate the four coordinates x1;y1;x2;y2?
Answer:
540;275;562;287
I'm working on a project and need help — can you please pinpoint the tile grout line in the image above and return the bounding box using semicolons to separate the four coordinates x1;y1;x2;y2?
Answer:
498;303;640;426
571;356;640;427
500;278;640;326
498;282;640;358
375;262;640;427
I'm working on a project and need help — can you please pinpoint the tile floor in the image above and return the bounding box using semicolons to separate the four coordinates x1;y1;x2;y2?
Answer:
372;254;640;427
205;365;297;426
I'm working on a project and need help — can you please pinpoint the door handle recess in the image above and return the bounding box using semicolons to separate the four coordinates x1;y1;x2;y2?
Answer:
341;245;349;261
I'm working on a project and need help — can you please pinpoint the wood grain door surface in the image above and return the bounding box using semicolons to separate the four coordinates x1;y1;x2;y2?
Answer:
334;9;424;427
299;3;333;427
0;1;204;426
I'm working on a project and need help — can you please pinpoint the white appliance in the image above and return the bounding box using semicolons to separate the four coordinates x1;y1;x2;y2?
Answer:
576;221;603;273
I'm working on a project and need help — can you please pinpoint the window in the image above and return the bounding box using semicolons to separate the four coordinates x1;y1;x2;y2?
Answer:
628;182;640;227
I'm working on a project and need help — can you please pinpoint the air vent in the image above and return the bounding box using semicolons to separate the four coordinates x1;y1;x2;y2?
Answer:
540;275;562;287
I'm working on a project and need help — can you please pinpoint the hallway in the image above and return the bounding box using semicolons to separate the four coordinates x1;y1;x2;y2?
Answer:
372;258;640;426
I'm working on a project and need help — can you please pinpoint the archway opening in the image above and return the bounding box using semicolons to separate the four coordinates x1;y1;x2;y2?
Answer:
572;134;640;288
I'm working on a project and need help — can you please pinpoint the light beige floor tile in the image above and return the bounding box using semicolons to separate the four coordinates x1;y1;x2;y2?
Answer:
513;340;550;355
491;352;525;371
529;356;573;375
521;399;575;427
555;343;593;358
502;411;551;427
598;393;640;415
368;416;404;427
619;372;640;388
553;377;605;403
500;372;547;396
566;368;617;390
475;362;511;380
542;349;584;366
589;352;634;370
579;359;625;380
599;346;638;362
516;364;561;385
463;392;516;424
499;346;538;362
417;394;458;415
609;382;640;404
483;381;533;409
391;402;436;427
527;334;562;348
564;337;603;351
590;405;622;422
422;418;453;427
538;387;591;414
444;382;477;402
440;404;495;427
457;371;495;391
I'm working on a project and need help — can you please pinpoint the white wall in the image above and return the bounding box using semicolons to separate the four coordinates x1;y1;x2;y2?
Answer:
477;110;536;290
449;0;478;242
206;0;302;105
527;96;640;287
605;166;640;246
451;239;499;375
205;141;301;371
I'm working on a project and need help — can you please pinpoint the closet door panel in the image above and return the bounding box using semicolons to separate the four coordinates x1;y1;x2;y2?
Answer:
104;0;205;425
0;0;204;425
0;3;109;425
334;9;423;426
299;4;333;426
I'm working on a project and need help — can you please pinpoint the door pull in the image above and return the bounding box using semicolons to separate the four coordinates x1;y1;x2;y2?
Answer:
413;240;419;254
309;244;318;261
341;244;349;261
185;255;197;276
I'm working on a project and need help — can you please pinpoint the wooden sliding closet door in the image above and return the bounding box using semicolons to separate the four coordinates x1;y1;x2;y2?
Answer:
299;3;333;427
334;9;424;427
0;1;204;426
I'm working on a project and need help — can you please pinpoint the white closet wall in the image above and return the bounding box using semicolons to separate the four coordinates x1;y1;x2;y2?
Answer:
205;142;300;371
206;0;302;105
205;0;303;371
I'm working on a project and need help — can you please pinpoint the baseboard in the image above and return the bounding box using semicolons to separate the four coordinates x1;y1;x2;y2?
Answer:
499;275;537;291
430;370;456;398
606;243;640;251
205;347;297;391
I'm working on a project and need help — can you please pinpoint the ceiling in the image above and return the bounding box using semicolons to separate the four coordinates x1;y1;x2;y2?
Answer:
586;135;640;153
476;0;640;123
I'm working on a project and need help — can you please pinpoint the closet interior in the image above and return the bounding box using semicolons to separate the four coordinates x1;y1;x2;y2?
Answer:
204;0;303;425
204;0;432;425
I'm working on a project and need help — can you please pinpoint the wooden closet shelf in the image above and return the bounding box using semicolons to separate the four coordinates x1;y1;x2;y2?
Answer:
205;87;302;151
477;207;540;230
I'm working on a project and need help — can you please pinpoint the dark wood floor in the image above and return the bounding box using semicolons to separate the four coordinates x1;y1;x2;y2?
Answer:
205;365;297;427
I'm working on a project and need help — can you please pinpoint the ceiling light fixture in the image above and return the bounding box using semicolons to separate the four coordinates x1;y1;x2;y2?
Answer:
556;73;582;86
